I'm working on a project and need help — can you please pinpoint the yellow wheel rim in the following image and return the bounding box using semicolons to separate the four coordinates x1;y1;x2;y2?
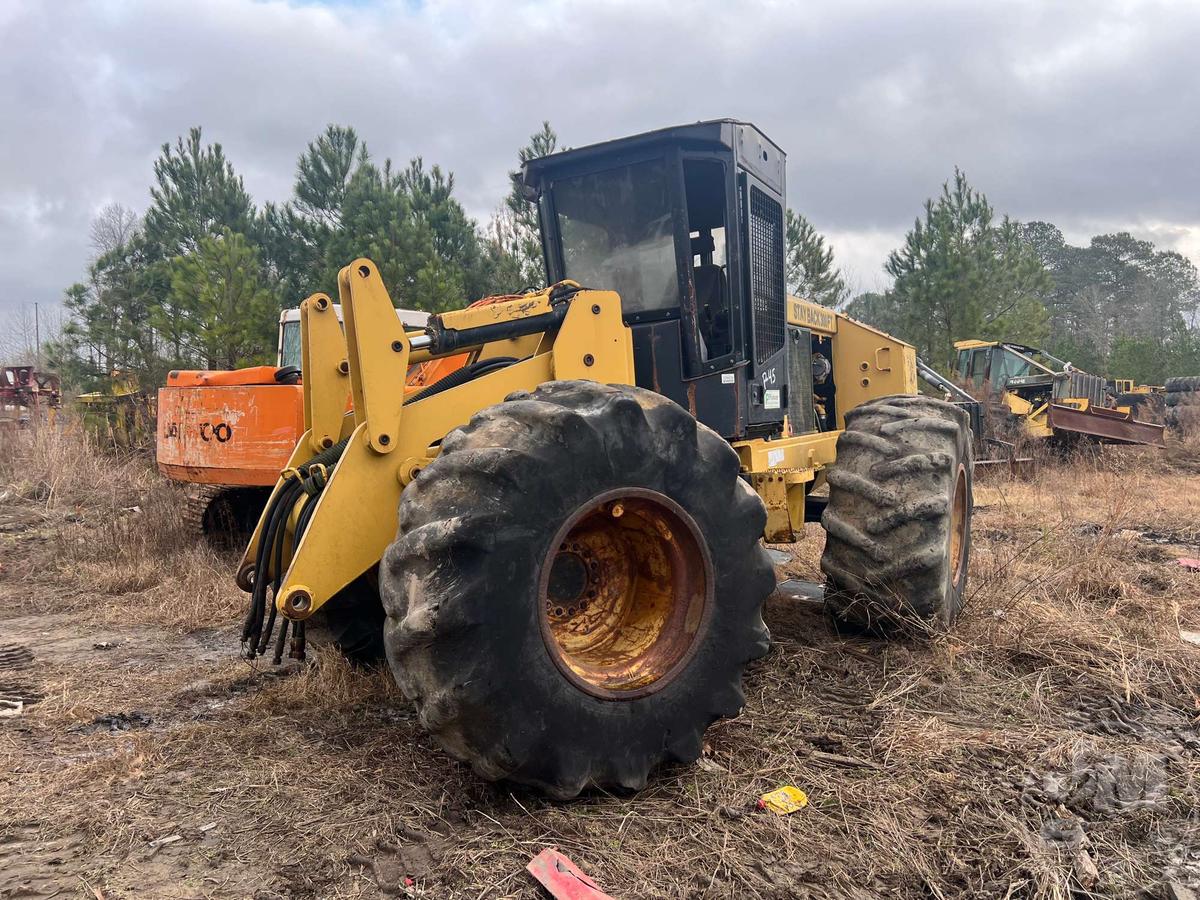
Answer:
539;489;712;699
950;464;968;587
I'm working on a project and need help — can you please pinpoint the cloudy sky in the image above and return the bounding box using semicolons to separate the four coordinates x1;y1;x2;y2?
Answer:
2;0;1199;323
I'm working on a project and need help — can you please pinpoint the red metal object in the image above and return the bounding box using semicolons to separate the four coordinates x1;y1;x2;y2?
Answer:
526;848;615;900
1046;403;1166;447
0;366;60;409
0;366;60;430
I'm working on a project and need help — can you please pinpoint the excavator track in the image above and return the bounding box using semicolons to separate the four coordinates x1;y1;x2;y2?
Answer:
183;485;224;538
183;484;270;548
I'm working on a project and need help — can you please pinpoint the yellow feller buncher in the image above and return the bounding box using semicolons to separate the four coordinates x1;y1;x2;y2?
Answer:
951;339;1165;451
237;120;974;797
77;370;151;449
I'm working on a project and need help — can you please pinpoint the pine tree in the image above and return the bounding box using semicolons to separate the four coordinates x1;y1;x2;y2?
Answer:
886;169;1050;366
325;157;479;312
262;125;372;305
785;210;847;306
143;127;254;259
398;157;485;302
490;121;559;290
160;228;278;369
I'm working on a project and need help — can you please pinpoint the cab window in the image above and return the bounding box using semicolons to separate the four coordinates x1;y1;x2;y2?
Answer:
683;160;732;360
279;320;301;369
553;160;677;315
991;348;1033;388
968;348;989;388
955;349;970;380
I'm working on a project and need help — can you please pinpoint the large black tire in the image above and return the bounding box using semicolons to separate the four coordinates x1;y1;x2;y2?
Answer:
313;572;386;664
1165;391;1200;408
1119;392;1166;425
379;381;773;798
1165;376;1200;393
820;395;973;632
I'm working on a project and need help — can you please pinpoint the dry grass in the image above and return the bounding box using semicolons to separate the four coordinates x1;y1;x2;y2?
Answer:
1;423;1198;898
0;420;242;629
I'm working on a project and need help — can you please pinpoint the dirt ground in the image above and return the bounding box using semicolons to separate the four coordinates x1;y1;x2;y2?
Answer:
1;426;1199;899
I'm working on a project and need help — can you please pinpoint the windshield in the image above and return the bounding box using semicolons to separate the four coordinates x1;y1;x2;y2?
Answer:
1004;344;1060;375
992;348;1035;386
1029;348;1068;371
280;320;301;369
553;159;678;314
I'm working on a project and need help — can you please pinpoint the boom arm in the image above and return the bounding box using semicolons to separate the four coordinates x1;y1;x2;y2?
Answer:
238;260;635;620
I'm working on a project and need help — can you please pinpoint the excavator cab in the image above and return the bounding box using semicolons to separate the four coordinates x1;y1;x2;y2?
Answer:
523;120;791;441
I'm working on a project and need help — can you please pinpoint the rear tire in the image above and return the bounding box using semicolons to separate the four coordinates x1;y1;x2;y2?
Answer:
313;572;386;664
379;381;773;798
820;395;973;632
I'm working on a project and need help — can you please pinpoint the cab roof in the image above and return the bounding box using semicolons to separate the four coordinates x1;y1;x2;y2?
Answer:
520;119;784;194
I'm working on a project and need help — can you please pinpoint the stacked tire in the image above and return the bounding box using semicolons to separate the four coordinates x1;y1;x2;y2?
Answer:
1165;377;1200;434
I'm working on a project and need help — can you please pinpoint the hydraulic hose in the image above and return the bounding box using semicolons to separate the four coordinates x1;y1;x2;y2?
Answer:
404;357;518;406
241;355;521;661
242;477;304;651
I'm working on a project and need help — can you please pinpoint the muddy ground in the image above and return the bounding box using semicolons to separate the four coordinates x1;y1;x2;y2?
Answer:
1;429;1199;899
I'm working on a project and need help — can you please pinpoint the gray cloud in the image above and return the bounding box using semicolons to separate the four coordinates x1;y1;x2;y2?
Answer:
2;0;1199;321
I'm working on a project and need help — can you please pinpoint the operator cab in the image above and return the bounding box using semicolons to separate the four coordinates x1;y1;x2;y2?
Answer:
953;340;1111;409
522;120;790;441
954;341;1066;395
278;306;430;371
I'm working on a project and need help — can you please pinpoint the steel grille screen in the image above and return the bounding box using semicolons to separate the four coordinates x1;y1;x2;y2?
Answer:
787;326;816;433
749;187;785;364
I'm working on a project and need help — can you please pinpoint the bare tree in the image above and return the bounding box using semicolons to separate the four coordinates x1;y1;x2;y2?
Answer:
89;202;139;259
0;304;61;366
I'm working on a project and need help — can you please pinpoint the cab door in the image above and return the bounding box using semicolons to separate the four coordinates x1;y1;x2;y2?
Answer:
738;171;788;431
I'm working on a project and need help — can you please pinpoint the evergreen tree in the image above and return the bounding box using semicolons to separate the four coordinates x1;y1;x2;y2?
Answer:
492;121;559;290
843;291;906;337
785;210;847;306
326;155;493;312
398;157;485;301
160;228;278;369
262;125;371;305
135;127;265;373
48;214;166;387
1022;221;1200;381
886;169;1050;366
143;127;255;259
327;159;439;309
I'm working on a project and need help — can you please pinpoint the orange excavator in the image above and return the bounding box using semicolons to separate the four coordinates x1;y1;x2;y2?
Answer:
157;293;534;542
157;305;430;541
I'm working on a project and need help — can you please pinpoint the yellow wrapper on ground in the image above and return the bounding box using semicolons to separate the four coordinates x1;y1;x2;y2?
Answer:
759;786;809;814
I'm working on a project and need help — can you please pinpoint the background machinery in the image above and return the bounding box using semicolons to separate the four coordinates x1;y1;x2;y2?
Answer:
952;339;1165;449
237;120;974;797
0;366;60;433
75;370;151;449
1110;378;1166;424
156;306;428;541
